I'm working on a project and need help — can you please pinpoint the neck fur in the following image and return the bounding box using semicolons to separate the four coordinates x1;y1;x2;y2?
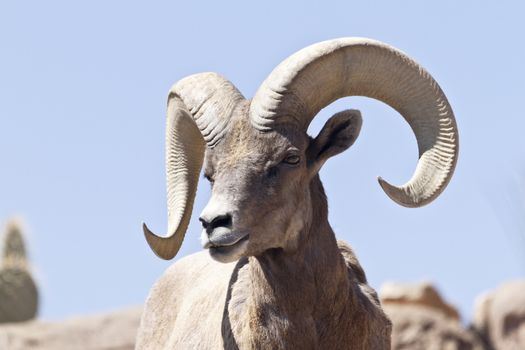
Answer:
226;176;353;348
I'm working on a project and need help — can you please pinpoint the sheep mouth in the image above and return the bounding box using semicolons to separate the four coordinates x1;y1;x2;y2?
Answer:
208;233;249;249
207;234;249;262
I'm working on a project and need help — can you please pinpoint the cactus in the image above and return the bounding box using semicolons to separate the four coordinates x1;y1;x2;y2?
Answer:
0;219;38;323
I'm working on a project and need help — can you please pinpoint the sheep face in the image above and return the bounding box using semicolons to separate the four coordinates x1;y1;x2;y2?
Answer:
142;40;459;262
199;106;362;263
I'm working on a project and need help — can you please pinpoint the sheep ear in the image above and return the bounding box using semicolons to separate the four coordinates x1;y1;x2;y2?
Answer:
308;109;362;172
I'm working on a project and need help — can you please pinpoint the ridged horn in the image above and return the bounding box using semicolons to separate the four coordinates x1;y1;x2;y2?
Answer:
250;38;458;207
143;73;244;260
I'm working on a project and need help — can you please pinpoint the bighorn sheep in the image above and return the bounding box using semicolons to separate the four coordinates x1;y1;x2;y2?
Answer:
137;38;458;349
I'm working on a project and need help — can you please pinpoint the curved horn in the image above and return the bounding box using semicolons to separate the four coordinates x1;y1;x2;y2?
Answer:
250;38;458;207
144;73;244;260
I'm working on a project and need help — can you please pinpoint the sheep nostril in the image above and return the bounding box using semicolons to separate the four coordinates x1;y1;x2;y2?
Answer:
200;214;232;235
199;217;209;230
210;214;232;230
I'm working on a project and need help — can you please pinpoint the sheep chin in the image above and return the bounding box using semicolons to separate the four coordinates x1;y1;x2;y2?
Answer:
208;236;249;263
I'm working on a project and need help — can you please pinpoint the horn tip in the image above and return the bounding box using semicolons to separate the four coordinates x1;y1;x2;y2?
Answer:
377;176;422;208
142;222;177;260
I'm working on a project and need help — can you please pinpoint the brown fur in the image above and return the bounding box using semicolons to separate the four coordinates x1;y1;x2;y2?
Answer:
137;176;391;349
222;177;391;349
137;109;391;349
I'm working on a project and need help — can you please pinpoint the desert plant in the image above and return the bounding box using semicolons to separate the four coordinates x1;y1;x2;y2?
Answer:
0;219;38;323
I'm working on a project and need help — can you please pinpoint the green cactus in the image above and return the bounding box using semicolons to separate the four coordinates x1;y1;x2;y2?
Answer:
2;222;27;265
0;219;38;323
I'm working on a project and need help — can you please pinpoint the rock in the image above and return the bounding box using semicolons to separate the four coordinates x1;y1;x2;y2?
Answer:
384;304;485;350
381;282;485;350
381;281;460;320
0;307;142;350
472;280;525;350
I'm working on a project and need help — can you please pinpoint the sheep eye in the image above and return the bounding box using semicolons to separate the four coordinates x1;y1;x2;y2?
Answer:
282;154;300;165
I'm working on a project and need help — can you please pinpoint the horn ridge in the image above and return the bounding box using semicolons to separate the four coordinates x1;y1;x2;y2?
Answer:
143;73;245;260
250;38;459;207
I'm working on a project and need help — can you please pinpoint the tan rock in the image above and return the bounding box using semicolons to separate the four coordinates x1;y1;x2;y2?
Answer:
473;280;525;350
381;282;485;350
0;307;141;350
381;281;460;320
384;304;485;350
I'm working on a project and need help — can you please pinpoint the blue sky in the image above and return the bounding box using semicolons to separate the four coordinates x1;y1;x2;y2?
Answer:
1;1;524;322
